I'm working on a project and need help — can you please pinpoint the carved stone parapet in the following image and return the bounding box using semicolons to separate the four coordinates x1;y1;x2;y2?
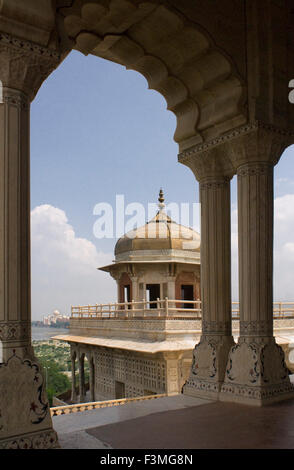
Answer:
0;32;61;100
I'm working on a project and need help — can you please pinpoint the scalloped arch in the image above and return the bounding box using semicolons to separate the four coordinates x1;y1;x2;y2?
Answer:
59;0;247;151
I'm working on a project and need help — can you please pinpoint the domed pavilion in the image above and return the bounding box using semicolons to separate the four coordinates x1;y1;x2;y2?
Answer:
100;189;201;310
55;191;202;403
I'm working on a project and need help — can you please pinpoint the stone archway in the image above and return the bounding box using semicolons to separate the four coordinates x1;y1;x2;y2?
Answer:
57;1;246;151
0;0;294;448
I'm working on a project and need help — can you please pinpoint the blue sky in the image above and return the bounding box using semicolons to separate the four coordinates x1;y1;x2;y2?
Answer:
31;50;196;252
30;50;294;319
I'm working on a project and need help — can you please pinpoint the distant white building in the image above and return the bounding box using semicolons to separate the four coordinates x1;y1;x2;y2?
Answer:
43;310;69;326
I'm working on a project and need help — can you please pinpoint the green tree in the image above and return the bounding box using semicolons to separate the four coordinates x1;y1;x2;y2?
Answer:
39;357;71;405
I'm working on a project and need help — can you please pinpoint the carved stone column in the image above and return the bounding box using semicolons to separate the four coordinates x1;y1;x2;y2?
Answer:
89;356;95;402
220;125;294;405
164;352;182;395
70;348;77;403
130;275;139;303
0;33;61;448
179;146;235;399
79;354;86;403
0;87;32;361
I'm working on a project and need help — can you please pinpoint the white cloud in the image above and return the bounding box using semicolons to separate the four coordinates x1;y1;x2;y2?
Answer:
231;203;238;301
273;194;294;300
31;204;115;320
31;192;294;321
231;193;294;301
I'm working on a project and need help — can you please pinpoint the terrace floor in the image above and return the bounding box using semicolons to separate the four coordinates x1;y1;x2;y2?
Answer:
53;376;294;450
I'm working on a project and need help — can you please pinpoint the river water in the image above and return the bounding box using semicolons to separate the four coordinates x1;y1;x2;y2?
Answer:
32;326;69;341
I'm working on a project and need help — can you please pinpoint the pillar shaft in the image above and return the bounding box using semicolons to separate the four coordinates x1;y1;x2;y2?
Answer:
200;177;232;336
237;162;273;337
71;353;77;403
0;88;32;361
89;359;95;402
220;128;294;405
79;356;85;402
0;32;60;448
182;154;235;399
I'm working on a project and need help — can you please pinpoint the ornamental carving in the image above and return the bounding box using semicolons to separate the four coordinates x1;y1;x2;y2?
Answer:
0;353;49;437
239;321;273;337
260;343;289;384
221;338;294;404
184;377;219;394
2;89;29;109
179;143;235;182
179;122;294;160
179;121;294;177
0;32;61;100
221;381;294;402
178;123;260;160
229;125;294;168
202;321;231;335
237;162;272;178
0;430;59;449
0;321;31;341
191;340;217;380
225;342;260;384
93;348;167;397
199;179;231;191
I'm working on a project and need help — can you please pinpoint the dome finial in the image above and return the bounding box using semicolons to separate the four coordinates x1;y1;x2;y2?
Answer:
158;188;165;211
158;188;164;204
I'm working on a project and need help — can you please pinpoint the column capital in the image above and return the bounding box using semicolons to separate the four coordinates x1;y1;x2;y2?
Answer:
229;123;294;169
0;32;61;101
178;140;235;183
179;122;294;178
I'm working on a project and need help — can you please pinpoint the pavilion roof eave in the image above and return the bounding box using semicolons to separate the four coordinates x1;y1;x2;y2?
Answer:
51;334;198;354
98;258;201;272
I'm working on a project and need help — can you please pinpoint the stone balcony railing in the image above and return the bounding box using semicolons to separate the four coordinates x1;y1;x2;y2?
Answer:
71;299;294;320
67;299;294;343
50;393;168;417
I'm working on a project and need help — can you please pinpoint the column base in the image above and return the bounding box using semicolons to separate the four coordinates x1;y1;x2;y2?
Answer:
70;393;77;404
0;352;59;448
0;428;59;449
219;382;294;406
183;378;223;401
183;335;235;401
220;337;294;406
